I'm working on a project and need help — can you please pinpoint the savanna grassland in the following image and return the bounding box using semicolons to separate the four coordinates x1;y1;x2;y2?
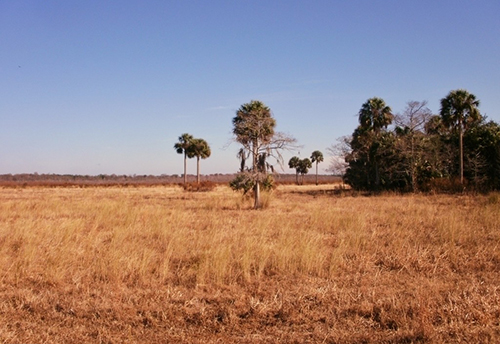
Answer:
0;185;499;343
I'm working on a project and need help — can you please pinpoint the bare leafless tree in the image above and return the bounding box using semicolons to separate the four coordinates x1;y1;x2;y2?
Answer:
394;101;433;191
326;136;351;179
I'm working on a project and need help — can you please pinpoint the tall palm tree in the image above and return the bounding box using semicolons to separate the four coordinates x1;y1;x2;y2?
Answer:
288;156;301;185
233;100;276;209
358;97;393;188
440;89;481;184
310;150;324;185
188;138;211;184
174;133;194;185
358;97;393;134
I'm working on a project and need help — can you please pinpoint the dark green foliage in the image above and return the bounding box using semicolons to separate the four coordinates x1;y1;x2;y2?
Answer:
344;97;394;190
261;174;275;191
462;120;500;190
289;157;312;185
298;158;312;177
343;92;500;192
229;173;255;194
233;100;275;149
229;172;274;194
440;89;482;184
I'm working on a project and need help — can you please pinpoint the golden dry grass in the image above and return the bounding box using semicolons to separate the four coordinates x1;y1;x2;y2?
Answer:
0;185;499;343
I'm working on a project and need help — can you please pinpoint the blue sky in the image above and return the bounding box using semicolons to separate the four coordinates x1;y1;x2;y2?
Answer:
1;1;499;175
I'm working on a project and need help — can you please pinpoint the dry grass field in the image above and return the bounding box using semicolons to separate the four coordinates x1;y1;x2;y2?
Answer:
0;184;499;343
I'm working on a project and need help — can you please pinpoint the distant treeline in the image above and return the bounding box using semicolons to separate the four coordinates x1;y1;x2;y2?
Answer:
0;173;341;187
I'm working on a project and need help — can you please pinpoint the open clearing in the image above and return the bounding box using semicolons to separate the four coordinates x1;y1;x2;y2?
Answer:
0;185;499;343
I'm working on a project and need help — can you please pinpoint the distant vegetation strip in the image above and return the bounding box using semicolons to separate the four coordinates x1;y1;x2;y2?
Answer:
0;173;341;187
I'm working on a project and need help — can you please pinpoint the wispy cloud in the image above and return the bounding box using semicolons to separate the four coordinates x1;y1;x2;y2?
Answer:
207;105;233;111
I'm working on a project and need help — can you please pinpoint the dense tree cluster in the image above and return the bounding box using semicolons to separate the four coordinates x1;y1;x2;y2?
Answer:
288;156;312;185
344;90;500;192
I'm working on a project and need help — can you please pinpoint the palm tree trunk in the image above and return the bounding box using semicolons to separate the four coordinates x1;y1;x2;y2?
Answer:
254;182;260;209
315;162;319;185
252;142;260;209
183;152;187;185
197;157;200;184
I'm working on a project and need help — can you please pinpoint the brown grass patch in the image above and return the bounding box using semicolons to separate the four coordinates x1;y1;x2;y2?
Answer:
0;186;499;343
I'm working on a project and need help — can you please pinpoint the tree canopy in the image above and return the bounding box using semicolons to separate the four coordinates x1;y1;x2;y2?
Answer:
289;156;312;185
233;100;276;149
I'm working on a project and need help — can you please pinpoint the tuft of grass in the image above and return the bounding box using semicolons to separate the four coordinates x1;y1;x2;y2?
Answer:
487;192;500;204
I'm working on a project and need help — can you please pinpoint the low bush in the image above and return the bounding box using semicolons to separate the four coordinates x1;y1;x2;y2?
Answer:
183;181;217;192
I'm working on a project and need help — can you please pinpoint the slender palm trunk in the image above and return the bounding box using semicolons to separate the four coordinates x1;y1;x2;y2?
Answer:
183;152;187;185
254;181;260;209
252;142;260;209
315;162;319;185
197;156;201;184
